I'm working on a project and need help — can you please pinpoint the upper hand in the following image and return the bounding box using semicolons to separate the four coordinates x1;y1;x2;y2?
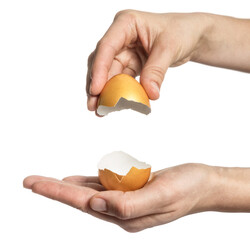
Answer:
86;10;209;112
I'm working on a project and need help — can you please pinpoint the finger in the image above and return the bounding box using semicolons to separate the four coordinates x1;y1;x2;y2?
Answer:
87;49;122;112
122;210;182;232
82;183;105;191
87;95;98;111
117;211;177;233
140;38;172;100
87;49;138;112
122;67;137;77
65;182;105;191
28;179;176;232
108;55;139;79
112;48;143;78
117;212;171;232
106;55;138;82
89;182;165;220
86;51;95;95
63;176;100;184
86;51;98;111
63;176;105;190
23;175;59;189
87;208;147;232
31;180;98;212
107;59;123;79
88;207;176;233
108;58;123;79
89;17;137;96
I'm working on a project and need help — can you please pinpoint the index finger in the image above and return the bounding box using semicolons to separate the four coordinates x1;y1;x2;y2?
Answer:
89;13;138;96
31;180;98;212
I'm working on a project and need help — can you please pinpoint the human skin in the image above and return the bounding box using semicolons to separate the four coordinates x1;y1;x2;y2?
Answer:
23;164;250;232
23;11;250;233
86;10;250;112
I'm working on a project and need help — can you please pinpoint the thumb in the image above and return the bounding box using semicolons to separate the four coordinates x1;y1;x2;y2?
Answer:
89;187;162;220
140;41;171;100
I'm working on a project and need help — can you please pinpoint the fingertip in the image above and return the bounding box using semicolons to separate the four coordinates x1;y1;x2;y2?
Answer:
90;77;106;96
141;80;160;100
88;76;105;96
149;81;160;100
90;197;107;212
23;176;59;190
87;96;98;111
23;176;32;189
23;175;40;189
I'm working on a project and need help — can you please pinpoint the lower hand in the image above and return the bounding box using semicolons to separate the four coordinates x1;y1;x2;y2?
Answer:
24;163;219;232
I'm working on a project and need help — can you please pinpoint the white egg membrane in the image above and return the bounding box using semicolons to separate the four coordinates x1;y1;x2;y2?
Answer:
98;151;151;176
97;97;151;116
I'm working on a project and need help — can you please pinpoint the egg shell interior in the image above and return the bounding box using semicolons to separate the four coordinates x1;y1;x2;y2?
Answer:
97;97;151;116
98;151;151;176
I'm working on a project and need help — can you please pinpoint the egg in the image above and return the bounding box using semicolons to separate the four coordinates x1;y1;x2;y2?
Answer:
97;74;151;116
98;151;151;191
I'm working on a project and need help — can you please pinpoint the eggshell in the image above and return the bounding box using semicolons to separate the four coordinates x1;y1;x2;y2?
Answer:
97;74;151;116
98;151;151;191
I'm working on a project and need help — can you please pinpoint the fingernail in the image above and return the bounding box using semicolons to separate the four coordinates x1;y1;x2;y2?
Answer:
89;83;93;95
151;81;160;94
90;198;107;212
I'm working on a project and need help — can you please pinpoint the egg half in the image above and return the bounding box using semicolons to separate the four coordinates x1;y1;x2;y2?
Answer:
97;74;151;116
98;151;151;191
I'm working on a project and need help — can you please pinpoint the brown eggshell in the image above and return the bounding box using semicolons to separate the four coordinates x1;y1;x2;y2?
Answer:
99;166;151;192
97;74;151;116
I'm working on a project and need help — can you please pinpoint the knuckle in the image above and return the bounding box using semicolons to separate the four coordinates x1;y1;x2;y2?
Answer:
116;203;130;220
96;39;104;49
115;194;134;220
96;37;110;49
156;180;176;204
144;65;165;84
87;51;95;63
114;9;138;22
96;38;116;55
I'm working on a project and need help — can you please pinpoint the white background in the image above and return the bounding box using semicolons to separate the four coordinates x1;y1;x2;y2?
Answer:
0;0;250;239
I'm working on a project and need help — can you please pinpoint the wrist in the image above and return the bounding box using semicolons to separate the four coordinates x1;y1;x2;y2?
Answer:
190;12;215;62
197;166;250;213
189;164;220;213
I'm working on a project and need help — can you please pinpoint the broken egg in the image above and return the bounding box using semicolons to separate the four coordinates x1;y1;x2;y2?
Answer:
97;74;151;116
98;151;151;191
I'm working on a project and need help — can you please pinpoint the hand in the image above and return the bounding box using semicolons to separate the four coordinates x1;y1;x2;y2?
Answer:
23;163;219;232
86;11;211;111
87;10;250;112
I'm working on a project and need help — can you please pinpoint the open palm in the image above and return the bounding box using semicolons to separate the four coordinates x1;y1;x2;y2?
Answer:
24;163;214;232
